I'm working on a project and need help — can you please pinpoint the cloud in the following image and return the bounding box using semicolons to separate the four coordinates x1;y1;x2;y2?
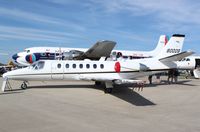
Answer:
0;25;86;43
89;0;200;31
0;7;85;31
0;53;8;56
45;0;72;4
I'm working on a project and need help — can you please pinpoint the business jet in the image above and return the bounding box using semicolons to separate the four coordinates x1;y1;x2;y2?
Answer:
12;35;169;66
2;34;193;93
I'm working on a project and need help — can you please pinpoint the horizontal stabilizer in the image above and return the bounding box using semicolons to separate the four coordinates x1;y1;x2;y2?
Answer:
172;34;185;37
159;51;194;62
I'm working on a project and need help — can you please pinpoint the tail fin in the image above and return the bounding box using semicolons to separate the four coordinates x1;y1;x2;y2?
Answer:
150;35;169;56
156;34;185;59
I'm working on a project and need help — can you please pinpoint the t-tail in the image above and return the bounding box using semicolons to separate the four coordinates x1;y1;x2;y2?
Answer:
156;34;185;60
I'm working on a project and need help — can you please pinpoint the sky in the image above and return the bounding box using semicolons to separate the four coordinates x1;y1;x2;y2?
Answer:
0;0;200;63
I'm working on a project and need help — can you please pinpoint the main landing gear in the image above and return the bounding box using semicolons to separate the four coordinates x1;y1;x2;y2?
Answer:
95;81;102;86
104;82;113;94
94;81;113;94
104;87;113;93
21;81;28;90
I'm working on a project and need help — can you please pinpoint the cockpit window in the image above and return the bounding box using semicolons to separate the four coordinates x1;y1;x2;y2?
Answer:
186;58;190;61
26;50;30;53
32;61;45;70
24;49;30;53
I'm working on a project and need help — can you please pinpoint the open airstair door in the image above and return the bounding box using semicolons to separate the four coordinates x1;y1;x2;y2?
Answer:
194;59;200;79
195;59;200;68
51;62;64;80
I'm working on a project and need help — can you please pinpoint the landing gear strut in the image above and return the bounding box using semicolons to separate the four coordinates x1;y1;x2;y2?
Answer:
95;81;102;86
21;81;28;89
104;82;113;94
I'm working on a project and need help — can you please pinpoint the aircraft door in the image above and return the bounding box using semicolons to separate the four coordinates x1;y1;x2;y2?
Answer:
51;62;64;79
195;59;200;69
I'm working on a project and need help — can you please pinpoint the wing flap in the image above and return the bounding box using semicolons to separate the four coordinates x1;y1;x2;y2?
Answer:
114;79;144;85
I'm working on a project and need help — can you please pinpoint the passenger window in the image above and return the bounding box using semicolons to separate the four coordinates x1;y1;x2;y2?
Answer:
79;64;83;68
73;64;76;68
86;64;90;69
93;64;97;69
66;64;69;68
41;53;46;56
117;52;122;58
57;64;61;68
100;64;104;69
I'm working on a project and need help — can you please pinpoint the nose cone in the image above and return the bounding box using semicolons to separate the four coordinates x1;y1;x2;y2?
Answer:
3;69;19;80
2;72;8;79
12;53;19;61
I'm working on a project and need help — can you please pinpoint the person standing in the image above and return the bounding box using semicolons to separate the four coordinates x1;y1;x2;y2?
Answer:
148;75;153;84
168;69;174;84
174;69;179;83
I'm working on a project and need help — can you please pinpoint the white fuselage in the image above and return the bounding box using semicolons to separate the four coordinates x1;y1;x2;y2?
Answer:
4;58;180;82
13;47;158;66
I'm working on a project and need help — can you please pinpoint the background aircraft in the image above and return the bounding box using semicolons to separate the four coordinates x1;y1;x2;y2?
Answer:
178;56;200;78
2;34;193;93
12;35;168;66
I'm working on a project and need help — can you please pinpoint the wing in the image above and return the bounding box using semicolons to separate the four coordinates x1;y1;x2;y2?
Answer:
76;40;116;60
79;74;144;85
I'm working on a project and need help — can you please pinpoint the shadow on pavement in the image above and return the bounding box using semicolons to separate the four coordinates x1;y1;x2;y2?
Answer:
28;84;156;106
112;85;156;106
0;89;24;95
145;79;196;87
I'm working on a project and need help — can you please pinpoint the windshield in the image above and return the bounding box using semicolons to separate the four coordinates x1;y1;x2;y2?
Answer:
24;49;30;53
31;61;45;70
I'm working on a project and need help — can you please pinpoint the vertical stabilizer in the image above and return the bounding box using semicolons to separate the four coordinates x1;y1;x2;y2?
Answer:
151;35;169;56
156;34;185;59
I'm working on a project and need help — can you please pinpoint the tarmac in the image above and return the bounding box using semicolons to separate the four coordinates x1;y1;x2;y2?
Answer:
0;77;200;132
